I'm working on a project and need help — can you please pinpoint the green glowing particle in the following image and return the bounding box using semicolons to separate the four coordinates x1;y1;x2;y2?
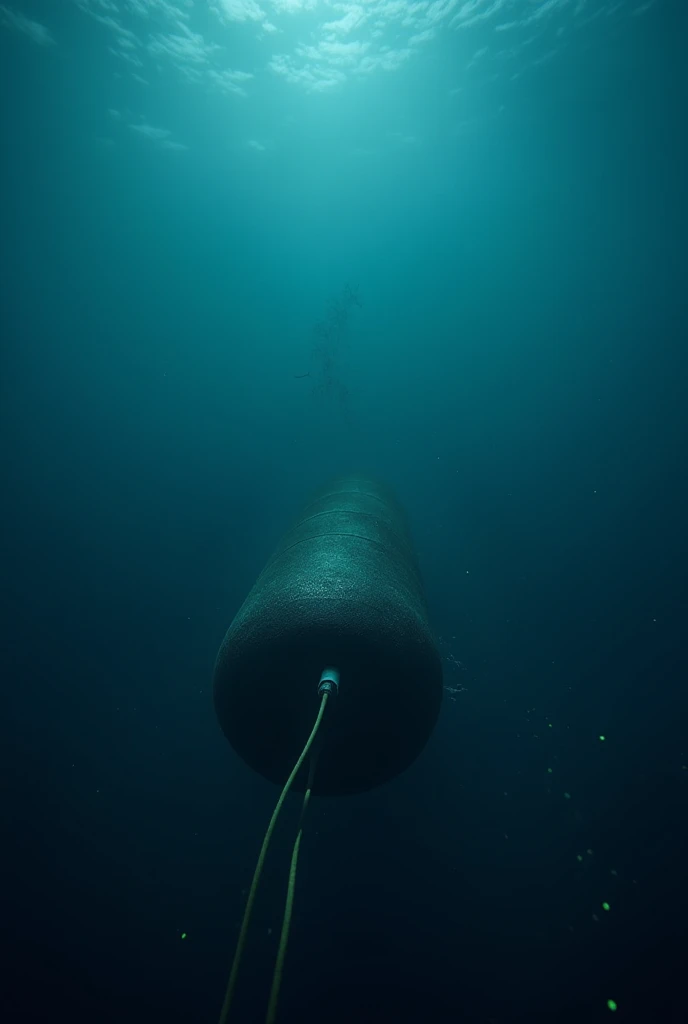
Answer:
576;854;583;862
599;735;606;741
607;999;617;1012
564;792;571;799
181;932;187;940
602;902;610;911
547;768;553;773
548;723;552;728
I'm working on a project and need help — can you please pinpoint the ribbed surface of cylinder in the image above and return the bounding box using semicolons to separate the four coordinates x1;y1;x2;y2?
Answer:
213;476;442;796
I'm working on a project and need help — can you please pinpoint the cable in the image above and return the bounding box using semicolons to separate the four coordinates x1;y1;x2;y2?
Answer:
265;752;318;1023
218;690;330;1024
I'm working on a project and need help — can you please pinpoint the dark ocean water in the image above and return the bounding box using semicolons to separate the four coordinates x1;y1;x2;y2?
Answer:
2;1;687;1022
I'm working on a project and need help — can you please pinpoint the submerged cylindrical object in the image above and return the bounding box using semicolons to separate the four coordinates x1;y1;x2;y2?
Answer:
213;476;442;796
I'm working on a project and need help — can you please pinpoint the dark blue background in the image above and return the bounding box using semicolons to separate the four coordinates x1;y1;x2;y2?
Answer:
2;1;687;1021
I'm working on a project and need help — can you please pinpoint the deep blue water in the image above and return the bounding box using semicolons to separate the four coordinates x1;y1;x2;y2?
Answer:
2;1;687;1022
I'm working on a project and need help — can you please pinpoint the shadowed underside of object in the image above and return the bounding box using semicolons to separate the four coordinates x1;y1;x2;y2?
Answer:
213;476;443;796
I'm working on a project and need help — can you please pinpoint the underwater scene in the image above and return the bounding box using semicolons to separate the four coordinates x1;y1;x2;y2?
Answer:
2;1;687;1022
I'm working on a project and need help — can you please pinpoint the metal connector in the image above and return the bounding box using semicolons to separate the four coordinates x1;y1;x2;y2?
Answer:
317;667;340;697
